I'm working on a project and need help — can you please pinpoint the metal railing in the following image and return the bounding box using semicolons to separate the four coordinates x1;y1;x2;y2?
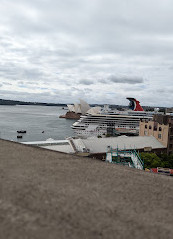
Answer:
106;147;144;170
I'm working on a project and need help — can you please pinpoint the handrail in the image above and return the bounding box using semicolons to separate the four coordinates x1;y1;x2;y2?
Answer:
134;149;144;169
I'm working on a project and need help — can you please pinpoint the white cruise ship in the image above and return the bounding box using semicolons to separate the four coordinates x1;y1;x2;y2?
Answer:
71;98;158;138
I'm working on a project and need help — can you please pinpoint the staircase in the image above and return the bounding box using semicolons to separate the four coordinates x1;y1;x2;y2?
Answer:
106;148;144;170
68;138;77;153
130;150;143;170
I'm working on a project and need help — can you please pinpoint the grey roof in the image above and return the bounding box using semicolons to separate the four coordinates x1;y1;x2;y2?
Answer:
22;139;69;146
22;136;166;155
74;136;165;153
42;144;74;153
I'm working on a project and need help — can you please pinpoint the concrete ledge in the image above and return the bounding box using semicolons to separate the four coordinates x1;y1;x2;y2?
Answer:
0;139;173;239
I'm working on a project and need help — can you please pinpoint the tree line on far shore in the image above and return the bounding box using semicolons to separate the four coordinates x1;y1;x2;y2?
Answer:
0;99;66;106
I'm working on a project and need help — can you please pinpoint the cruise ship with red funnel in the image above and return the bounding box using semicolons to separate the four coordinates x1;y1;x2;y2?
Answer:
71;98;158;138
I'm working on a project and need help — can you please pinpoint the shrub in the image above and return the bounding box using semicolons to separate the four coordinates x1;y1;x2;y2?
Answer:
140;152;173;169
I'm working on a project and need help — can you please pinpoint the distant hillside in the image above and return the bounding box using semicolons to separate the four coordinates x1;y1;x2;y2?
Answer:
0;99;66;107
0;98;166;111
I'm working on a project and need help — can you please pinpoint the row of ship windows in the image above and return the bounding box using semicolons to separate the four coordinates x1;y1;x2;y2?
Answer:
74;125;136;130
84;123;137;127
77;132;103;135
83;120;139;123
75;126;137;129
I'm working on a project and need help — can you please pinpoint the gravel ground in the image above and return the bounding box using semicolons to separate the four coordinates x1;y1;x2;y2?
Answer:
0;139;173;239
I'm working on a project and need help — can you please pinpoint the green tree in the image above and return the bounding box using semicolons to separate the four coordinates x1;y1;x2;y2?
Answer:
140;152;173;169
140;153;161;169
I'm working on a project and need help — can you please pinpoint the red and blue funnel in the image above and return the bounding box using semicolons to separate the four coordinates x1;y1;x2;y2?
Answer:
126;98;144;111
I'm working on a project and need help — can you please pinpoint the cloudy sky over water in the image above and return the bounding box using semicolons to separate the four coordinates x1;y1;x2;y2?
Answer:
0;0;173;106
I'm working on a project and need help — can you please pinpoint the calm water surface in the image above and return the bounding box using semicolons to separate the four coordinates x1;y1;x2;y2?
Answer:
0;105;75;142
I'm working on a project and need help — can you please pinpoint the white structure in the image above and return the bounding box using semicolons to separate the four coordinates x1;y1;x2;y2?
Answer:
79;99;90;115
22;140;75;153
67;104;75;112
67;99;90;115
74;103;82;114
86;106;101;115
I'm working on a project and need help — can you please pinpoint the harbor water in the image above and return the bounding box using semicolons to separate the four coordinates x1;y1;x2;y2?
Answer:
0;105;75;142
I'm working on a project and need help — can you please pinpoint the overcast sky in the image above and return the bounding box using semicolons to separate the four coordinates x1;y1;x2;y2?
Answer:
0;0;173;106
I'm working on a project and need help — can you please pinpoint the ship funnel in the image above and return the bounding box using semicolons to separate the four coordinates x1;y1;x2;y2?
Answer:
126;98;144;111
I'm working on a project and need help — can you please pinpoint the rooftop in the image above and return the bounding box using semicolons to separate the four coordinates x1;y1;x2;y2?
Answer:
73;136;165;154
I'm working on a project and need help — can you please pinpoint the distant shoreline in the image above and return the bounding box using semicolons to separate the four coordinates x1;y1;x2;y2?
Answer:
0;98;166;111
0;99;67;107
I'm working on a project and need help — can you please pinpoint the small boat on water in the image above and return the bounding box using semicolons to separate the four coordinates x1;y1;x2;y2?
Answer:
17;135;23;139
17;130;26;133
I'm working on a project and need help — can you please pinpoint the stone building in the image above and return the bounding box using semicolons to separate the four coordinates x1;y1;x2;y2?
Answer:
166;107;173;114
140;115;173;154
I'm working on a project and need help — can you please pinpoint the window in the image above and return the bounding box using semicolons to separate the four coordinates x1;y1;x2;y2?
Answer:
158;134;162;139
159;127;162;131
149;125;152;130
145;125;148;129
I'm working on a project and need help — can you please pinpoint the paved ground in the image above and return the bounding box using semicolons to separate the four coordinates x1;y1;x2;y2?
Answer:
0;139;173;239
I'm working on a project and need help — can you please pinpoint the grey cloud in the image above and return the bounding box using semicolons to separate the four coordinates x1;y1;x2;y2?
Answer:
0;89;73;103
83;88;91;93
71;87;80;91
17;81;24;85
99;76;144;84
157;89;165;93
25;81;39;85
0;0;172;106
2;82;12;85
109;76;144;84
79;79;93;85
156;88;173;94
98;79;107;84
